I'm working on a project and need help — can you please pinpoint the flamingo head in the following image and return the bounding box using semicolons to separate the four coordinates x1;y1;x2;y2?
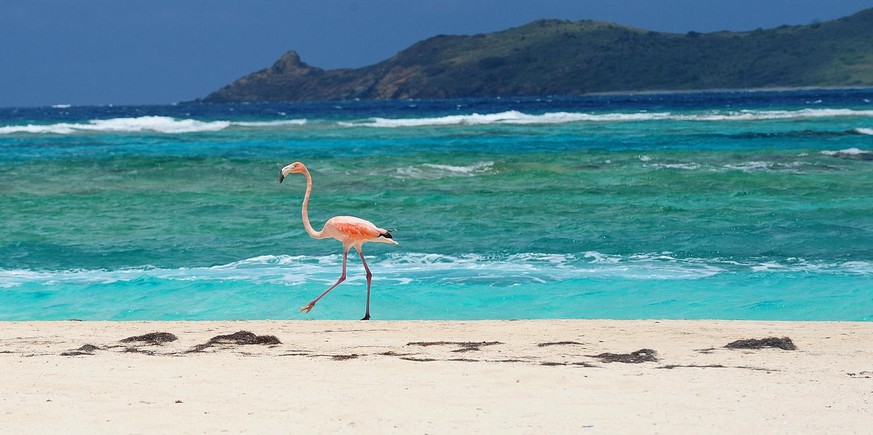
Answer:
279;161;306;183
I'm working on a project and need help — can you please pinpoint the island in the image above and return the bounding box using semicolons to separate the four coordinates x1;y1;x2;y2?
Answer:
200;8;873;102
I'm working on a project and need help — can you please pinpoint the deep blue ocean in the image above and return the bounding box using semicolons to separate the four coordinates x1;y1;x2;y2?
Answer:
1;89;872;320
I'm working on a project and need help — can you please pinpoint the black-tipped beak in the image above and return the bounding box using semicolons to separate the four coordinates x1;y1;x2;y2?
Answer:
279;173;285;183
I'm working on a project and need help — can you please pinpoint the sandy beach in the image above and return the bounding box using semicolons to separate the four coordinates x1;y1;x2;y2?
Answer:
1;319;872;433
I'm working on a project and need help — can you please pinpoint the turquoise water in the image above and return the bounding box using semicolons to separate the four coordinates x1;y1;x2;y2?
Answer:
1;90;872;320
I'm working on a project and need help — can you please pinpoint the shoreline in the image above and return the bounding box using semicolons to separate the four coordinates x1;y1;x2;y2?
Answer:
2;319;872;433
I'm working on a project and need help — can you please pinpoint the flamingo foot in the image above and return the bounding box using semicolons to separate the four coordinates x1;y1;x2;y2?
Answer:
300;302;316;314
361;313;370;321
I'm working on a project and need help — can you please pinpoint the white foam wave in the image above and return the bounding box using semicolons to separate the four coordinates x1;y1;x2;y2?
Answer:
680;108;873;121
339;108;873;128
645;160;807;173
645;162;701;171
722;161;787;172
393;161;495;179
235;119;308;127
2;252;868;289
0;116;231;135
0;116;310;135
342;111;678;128
821;147;871;156
4;109;872;135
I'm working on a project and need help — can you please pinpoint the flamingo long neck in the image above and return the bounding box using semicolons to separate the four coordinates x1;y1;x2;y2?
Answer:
300;167;324;239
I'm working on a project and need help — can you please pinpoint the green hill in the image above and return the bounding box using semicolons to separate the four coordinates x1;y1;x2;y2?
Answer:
201;8;873;102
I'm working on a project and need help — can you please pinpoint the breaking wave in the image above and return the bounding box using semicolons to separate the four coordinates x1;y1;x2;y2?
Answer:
821;147;871;156
341;108;873;128
2;252;869;289
392;162;495;179
0;116;307;135
644;160;809;173
2;109;872;134
820;147;873;160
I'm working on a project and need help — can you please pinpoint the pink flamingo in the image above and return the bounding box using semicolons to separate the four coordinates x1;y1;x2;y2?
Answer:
279;161;397;320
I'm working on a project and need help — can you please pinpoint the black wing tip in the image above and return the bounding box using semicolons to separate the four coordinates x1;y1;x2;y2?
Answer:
380;230;394;239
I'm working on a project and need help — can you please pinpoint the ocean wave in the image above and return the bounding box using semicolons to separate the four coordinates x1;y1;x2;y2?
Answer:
644;162;702;171
0;116;309;135
821;147;870;156
3;109;872;134
339;111;672;128
234;119;308;128
2;252;869;289
820;147;873;160
0;116;231;135
393;161;495;179
644;160;807;173
339;108;873;128
721;161;804;172
678;108;873;121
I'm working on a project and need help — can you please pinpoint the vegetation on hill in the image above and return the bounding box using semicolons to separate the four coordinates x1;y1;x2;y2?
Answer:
201;8;873;102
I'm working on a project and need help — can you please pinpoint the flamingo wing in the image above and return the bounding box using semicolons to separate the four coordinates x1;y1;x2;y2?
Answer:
326;216;397;244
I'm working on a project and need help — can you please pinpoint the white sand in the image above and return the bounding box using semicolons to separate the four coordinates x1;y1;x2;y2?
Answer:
1;320;872;433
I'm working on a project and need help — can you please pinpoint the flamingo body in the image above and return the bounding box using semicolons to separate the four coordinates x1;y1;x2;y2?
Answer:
279;161;396;320
323;216;397;247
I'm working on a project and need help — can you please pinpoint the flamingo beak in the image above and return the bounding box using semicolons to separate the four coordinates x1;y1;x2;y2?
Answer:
279;173;285;183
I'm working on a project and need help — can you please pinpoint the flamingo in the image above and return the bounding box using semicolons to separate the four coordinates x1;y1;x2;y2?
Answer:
279;161;397;320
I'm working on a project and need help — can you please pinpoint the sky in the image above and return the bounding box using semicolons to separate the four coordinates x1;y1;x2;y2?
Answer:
2;0;872;107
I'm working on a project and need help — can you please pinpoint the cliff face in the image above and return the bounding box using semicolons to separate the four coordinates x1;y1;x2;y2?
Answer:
201;8;873;102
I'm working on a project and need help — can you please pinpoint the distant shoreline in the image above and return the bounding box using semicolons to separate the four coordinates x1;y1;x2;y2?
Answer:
193;85;873;105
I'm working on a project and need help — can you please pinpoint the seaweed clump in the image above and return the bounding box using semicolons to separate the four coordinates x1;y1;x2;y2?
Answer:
406;341;502;352
189;331;281;352
725;337;796;351
590;348;658;364
120;332;178;345
61;344;100;356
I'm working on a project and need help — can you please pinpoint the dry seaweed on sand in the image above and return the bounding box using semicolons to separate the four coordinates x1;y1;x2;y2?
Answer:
537;341;585;347
725;337;797;351
120;332;178;345
406;341;502;352
61;344;100;356
589;348;658;363
189;331;281;352
123;347;156;355
331;354;360;361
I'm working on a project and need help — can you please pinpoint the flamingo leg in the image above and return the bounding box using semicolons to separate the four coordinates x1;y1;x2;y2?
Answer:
300;245;350;314
357;246;373;320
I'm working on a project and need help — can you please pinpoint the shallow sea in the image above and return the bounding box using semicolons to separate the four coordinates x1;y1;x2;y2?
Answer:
1;90;872;320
